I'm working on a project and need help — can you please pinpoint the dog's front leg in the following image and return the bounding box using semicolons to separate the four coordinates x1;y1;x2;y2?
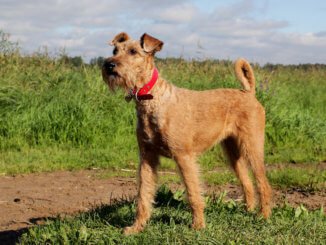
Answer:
124;150;159;235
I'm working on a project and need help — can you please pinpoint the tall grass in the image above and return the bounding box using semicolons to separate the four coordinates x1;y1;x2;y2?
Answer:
0;53;138;173
0;47;325;174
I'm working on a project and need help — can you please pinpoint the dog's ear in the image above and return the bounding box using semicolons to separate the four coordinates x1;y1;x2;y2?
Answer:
140;33;164;54
110;32;130;46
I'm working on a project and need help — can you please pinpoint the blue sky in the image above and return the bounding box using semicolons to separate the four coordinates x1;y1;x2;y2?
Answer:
1;0;325;64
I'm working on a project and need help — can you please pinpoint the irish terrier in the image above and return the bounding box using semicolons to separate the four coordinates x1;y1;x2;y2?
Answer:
102;32;272;234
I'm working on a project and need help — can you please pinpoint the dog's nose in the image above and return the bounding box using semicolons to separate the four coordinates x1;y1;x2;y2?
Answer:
103;61;116;72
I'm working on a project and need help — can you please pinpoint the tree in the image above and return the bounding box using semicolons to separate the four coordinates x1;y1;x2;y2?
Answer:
90;56;105;67
70;56;83;67
58;55;84;67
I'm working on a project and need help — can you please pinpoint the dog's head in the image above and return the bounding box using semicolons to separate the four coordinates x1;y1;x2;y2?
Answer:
102;32;163;92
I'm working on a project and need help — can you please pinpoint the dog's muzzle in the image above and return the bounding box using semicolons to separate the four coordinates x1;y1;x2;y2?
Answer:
103;60;117;75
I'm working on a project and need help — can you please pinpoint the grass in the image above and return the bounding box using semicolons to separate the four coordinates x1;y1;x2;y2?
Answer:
96;163;326;192
0;53;138;174
19;186;325;244
0;34;325;177
267;167;326;191
1;52;325;175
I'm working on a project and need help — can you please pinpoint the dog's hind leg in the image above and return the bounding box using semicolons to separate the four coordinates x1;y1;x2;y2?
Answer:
245;145;272;218
222;137;256;212
175;154;205;230
241;131;272;219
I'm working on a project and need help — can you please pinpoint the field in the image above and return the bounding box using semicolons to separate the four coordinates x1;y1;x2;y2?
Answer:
0;36;325;244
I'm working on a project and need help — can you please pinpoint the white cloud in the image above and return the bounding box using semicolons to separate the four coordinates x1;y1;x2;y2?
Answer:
0;0;325;64
156;3;198;24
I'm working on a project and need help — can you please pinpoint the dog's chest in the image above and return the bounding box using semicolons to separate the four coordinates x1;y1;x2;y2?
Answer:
137;111;171;157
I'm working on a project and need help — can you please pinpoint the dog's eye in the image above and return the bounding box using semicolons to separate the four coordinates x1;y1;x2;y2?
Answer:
129;48;137;55
113;48;118;55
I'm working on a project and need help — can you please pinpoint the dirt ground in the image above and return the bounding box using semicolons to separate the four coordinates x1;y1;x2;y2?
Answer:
0;167;325;243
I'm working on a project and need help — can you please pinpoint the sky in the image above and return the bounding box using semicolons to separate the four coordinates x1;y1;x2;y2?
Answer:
0;0;325;64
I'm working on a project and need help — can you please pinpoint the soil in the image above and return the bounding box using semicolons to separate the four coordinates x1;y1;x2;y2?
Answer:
0;167;325;244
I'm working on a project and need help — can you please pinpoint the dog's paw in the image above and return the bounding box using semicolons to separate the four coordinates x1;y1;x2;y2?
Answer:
261;206;272;219
191;220;206;230
246;202;257;213
123;225;142;235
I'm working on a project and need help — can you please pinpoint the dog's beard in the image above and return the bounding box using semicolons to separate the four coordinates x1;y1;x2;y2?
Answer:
107;75;118;92
107;73;137;94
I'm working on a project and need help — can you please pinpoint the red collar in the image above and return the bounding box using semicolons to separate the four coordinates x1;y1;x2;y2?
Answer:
125;67;158;102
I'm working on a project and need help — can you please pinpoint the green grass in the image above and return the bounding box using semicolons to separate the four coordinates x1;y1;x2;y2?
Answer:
267;167;326;191
96;164;326;192
19;186;325;244
1;41;326;175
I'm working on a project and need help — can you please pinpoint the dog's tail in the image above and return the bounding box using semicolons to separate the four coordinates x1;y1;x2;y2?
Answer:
234;58;256;95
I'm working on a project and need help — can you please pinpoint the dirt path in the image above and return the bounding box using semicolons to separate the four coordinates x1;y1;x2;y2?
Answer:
0;170;136;232
1;168;325;235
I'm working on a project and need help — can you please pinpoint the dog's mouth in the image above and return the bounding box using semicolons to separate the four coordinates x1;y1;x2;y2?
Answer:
102;69;121;92
102;65;119;80
102;60;119;77
107;71;121;85
101;63;133;92
108;71;119;77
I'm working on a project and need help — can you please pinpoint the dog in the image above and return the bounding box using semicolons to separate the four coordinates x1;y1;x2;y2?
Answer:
102;32;272;234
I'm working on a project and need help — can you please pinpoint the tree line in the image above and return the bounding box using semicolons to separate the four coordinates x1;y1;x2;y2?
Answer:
1;30;325;69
